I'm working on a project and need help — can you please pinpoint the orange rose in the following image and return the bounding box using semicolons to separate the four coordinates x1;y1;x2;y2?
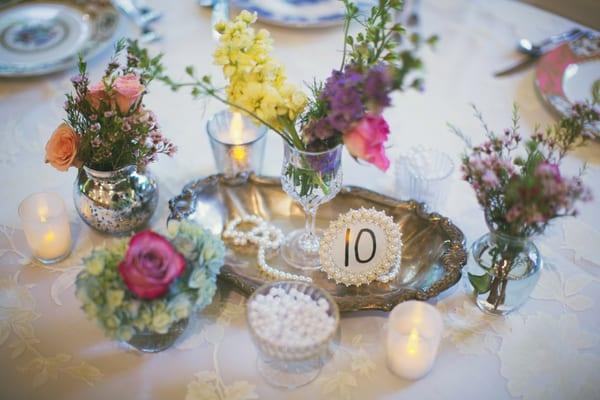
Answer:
113;74;145;113
45;123;81;171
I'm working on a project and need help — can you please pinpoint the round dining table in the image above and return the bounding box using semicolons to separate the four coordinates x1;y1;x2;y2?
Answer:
1;0;599;399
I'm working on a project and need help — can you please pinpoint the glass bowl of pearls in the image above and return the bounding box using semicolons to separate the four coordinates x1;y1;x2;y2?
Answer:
246;281;340;389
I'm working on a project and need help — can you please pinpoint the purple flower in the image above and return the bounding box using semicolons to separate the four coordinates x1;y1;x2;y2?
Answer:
364;64;393;112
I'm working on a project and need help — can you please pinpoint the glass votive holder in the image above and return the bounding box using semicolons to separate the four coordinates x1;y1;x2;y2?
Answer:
246;281;340;390
18;192;72;264
386;300;443;380
207;110;267;179
395;146;454;211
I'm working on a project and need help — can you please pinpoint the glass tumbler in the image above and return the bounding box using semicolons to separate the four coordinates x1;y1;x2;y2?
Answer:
207;110;267;179
395;146;454;211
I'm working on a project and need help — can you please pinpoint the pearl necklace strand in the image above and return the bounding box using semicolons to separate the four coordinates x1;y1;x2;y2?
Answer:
223;216;312;283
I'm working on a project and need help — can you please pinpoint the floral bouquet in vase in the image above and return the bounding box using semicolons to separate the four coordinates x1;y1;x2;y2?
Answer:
452;95;599;315
158;0;437;269
45;39;176;235
76;221;224;352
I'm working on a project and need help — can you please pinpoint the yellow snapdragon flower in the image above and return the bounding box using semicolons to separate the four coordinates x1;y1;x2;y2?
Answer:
213;10;307;131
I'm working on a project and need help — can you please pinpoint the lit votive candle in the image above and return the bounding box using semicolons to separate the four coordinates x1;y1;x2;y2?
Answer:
18;192;72;264
207;110;267;179
386;300;443;380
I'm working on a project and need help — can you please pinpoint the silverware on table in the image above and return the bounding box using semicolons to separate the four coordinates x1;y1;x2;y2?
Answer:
113;0;163;43
494;28;585;77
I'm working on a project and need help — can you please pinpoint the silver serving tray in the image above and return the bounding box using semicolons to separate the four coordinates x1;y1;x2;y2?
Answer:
169;174;467;312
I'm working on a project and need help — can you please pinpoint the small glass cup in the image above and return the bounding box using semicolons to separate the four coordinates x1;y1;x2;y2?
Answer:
18;192;72;264
395;146;454;211
207;110;267;179
247;281;340;389
386;300;443;380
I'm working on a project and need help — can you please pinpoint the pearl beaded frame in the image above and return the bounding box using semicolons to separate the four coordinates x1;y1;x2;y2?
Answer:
223;215;312;283
319;207;402;286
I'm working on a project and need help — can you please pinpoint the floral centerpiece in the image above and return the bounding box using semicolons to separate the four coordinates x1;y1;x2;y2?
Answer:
76;221;224;352
155;0;437;268
452;93;599;315
45;39;176;235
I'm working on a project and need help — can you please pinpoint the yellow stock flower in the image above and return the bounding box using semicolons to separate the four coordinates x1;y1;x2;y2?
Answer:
213;10;306;131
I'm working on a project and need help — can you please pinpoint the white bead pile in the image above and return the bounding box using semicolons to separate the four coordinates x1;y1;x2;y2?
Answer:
248;287;336;348
223;215;312;283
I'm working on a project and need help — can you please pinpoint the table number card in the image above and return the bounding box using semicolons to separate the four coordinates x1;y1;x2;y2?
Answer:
320;208;402;286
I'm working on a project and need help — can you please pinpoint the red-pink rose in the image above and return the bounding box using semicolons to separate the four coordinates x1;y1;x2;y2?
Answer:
87;81;108;109
113;74;145;113
118;231;186;300
343;114;391;171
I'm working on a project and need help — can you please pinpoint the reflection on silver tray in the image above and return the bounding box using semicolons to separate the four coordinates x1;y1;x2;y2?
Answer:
169;174;467;312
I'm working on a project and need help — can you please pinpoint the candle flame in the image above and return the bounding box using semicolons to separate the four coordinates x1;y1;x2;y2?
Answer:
406;328;419;355
38;206;49;223
231;145;247;161
230;112;244;145
43;230;55;243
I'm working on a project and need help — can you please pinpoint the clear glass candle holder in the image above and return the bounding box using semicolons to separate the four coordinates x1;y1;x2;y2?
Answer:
246;281;340;390
18;192;72;264
395;146;454;211
386;300;443;380
207;110;267;179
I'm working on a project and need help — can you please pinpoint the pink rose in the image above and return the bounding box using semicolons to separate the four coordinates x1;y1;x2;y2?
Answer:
45;123;81;171
113;74;145;113
87;81;108;109
118;231;186;300
343;114;391;171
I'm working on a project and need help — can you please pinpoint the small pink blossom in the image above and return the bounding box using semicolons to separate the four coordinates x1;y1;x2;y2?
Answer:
343;114;390;171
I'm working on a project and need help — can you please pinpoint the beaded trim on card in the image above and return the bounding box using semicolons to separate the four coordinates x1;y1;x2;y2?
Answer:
319;207;402;286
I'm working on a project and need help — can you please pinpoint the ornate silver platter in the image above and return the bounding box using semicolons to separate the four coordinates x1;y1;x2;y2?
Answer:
169;174;467;312
0;0;119;77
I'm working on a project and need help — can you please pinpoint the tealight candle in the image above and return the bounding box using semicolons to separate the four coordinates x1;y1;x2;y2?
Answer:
386;300;443;380
207;110;267;178
19;192;72;264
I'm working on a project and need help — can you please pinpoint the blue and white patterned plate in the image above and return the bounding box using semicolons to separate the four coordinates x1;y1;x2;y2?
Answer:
232;0;377;28
0;0;119;77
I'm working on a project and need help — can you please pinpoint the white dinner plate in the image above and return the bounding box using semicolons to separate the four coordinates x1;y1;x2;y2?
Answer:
535;34;600;130
0;0;119;77
232;0;377;28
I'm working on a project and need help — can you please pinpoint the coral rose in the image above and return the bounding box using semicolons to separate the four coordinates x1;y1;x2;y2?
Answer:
118;231;186;300
45;123;81;171
113;74;145;113
343;113;391;171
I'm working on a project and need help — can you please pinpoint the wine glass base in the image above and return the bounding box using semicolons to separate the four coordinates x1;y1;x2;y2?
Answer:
281;229;323;270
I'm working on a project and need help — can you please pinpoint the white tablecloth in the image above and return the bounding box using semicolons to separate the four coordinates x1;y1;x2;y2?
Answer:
1;1;599;399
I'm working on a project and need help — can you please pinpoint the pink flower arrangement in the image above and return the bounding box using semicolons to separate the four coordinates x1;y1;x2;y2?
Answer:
119;231;186;299
45;40;175;172
455;102;599;237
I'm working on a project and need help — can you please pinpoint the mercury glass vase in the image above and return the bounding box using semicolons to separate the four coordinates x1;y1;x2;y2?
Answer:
125;318;189;353
467;229;542;315
280;143;343;270
74;165;158;235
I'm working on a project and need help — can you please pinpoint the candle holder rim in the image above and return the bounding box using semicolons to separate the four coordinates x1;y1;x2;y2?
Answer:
206;110;268;146
403;148;455;182
388;300;443;337
18;191;67;221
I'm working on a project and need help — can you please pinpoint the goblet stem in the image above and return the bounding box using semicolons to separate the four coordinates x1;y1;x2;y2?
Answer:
299;207;319;254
